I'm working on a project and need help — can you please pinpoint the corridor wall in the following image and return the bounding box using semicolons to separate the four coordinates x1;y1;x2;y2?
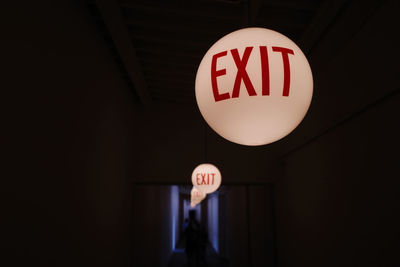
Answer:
275;2;400;266
2;1;139;266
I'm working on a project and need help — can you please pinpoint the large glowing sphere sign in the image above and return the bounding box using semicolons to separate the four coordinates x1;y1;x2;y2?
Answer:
195;27;313;146
191;163;221;194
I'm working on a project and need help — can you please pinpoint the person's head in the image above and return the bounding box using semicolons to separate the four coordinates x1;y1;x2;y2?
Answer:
188;210;196;221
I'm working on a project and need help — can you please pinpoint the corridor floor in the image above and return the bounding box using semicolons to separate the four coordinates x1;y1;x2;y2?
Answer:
167;242;228;267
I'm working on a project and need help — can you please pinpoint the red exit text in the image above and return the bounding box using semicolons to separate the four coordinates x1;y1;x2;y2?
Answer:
211;46;294;102
196;173;216;185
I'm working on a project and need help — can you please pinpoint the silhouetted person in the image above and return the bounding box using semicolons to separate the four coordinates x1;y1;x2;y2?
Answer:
199;225;208;265
182;218;189;234
184;210;200;267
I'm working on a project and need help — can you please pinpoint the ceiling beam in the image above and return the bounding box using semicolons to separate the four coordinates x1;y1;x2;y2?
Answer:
124;18;234;37
242;0;263;27
131;34;209;49
119;1;241;22
297;0;348;54
95;0;151;105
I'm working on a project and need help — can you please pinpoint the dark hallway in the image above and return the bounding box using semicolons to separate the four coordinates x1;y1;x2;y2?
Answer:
2;0;400;267
131;185;275;266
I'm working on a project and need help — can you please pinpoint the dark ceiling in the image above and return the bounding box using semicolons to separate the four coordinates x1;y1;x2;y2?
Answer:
90;0;343;105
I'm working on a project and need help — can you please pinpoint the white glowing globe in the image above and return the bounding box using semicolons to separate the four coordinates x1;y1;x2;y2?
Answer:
195;27;313;146
191;163;221;194
190;187;206;206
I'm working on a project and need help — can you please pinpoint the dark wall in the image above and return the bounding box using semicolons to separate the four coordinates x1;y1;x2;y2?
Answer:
275;2;400;266
2;1;138;266
131;185;173;267
223;185;275;267
276;92;400;267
